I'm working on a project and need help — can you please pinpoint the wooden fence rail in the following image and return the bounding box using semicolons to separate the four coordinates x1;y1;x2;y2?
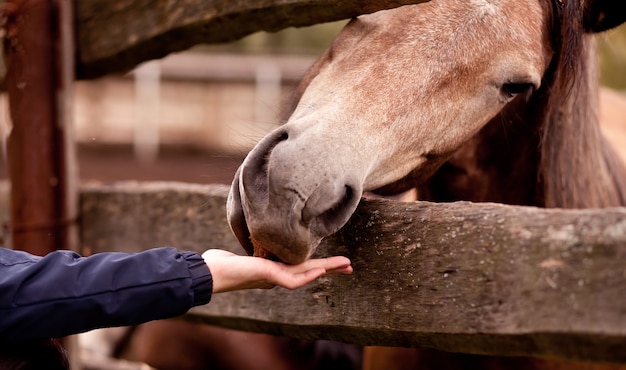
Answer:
79;181;626;364
76;0;428;79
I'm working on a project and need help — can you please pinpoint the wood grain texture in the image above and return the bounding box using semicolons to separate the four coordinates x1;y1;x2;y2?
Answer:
79;181;626;363
75;0;428;79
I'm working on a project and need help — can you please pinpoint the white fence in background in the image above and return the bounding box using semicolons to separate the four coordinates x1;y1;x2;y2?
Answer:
73;52;316;158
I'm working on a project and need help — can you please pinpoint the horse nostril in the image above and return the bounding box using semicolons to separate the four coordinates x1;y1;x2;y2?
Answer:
261;130;288;171
305;183;361;237
320;184;354;224
241;128;290;188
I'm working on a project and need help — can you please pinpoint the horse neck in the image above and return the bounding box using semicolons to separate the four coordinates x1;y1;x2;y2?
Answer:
539;35;626;208
417;96;542;206
420;36;626;209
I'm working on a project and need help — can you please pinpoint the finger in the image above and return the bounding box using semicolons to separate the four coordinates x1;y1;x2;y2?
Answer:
296;256;351;272
319;257;352;274
322;256;351;267
325;265;354;275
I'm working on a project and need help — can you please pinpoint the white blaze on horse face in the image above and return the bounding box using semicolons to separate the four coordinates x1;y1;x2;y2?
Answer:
289;0;550;191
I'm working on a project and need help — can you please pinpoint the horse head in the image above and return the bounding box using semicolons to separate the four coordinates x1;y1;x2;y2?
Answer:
227;0;626;264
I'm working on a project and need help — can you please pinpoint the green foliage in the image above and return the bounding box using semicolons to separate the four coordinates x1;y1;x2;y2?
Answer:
598;24;626;90
196;21;348;56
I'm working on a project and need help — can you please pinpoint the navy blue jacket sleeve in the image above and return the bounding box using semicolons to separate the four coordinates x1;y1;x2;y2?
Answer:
0;247;213;342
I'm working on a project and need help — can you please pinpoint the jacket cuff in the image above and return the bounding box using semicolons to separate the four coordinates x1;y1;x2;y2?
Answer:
182;251;213;306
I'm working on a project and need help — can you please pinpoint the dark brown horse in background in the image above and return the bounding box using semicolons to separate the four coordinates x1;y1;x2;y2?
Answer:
227;0;626;369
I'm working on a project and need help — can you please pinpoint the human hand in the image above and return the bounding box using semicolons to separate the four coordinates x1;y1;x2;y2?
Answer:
201;249;353;293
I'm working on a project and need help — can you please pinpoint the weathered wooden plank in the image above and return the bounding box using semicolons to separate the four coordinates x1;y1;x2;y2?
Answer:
80;182;237;254
76;0;429;79
80;181;626;363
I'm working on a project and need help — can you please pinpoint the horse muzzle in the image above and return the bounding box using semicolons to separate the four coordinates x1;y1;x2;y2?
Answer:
226;127;363;264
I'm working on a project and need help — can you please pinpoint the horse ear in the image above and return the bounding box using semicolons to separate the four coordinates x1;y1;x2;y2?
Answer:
583;0;626;33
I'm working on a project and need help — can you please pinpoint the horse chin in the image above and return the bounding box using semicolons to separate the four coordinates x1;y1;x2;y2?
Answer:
251;237;282;261
227;182;293;262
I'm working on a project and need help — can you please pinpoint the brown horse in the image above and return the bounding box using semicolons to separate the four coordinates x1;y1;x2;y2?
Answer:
227;0;626;369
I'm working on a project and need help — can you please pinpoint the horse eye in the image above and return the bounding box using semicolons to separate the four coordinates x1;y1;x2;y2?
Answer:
501;82;534;99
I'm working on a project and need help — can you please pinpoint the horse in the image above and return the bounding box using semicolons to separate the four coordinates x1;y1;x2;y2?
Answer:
226;0;626;369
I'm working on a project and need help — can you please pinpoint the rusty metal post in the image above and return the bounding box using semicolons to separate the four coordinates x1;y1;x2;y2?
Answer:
3;0;78;255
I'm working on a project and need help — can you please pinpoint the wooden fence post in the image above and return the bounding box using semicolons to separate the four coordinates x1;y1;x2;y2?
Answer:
3;0;78;255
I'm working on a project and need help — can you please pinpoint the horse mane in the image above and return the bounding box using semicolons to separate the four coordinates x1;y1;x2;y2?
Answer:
536;0;626;208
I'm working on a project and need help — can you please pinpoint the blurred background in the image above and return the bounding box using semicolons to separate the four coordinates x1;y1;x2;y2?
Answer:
0;19;624;187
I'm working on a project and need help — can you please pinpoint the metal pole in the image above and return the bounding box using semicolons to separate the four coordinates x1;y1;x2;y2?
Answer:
3;0;77;254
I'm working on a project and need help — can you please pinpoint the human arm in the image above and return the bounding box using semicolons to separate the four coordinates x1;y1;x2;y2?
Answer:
0;246;352;342
0;247;211;342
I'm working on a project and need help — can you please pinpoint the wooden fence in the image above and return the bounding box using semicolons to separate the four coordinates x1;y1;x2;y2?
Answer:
75;0;429;79
79;181;626;364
